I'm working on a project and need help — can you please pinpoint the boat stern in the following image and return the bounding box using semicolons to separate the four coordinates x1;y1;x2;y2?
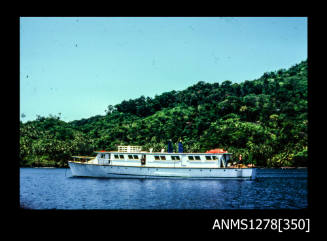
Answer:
250;168;257;179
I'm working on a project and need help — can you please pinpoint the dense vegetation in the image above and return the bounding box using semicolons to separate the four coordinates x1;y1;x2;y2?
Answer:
20;60;308;167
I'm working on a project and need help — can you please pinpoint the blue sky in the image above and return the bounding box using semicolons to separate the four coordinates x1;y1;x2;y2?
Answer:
20;17;307;122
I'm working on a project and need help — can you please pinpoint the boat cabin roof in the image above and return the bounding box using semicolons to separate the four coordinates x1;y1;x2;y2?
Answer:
94;151;232;155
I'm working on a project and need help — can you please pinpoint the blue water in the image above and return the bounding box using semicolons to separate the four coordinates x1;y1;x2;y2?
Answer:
20;168;308;209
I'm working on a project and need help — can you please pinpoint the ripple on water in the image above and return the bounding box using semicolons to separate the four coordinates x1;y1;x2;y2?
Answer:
20;168;308;209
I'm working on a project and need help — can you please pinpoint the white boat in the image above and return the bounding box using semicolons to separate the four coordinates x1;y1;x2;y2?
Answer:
68;145;256;179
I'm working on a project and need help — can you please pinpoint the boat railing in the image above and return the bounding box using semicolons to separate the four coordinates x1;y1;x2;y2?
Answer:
71;156;95;163
117;145;142;152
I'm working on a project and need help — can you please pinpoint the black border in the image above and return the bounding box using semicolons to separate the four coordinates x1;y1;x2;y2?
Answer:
14;15;314;236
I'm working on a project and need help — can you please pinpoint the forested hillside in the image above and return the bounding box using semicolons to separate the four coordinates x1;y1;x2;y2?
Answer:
20;60;308;167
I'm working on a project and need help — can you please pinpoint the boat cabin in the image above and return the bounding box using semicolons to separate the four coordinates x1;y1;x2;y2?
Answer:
93;146;232;168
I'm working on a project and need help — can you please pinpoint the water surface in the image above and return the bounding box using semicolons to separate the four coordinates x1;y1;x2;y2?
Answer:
20;168;307;209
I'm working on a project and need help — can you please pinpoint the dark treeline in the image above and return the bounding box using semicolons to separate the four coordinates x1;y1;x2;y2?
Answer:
20;60;308;167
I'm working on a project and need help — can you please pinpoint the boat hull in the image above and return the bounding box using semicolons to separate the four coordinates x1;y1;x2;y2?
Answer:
68;161;256;179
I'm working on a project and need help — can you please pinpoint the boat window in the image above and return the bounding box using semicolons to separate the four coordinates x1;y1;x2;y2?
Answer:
205;156;212;160
160;156;166;160
128;155;133;159
171;156;180;160
154;156;160;160
133;155;138;159
114;154;119;159
119;155;124;159
188;156;194;160
212;156;218;160
194;156;201;160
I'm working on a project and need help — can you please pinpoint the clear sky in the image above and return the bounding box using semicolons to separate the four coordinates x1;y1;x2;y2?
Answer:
20;17;307;123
